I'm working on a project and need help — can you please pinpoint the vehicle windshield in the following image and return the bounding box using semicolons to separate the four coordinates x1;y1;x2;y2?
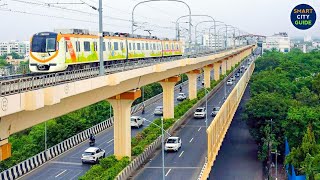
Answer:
167;139;177;143
83;152;94;156
31;33;57;53
196;108;203;112
179;93;184;96
130;117;136;122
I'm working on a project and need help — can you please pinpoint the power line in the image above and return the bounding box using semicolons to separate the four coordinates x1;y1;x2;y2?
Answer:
0;8;129;28
10;0;132;22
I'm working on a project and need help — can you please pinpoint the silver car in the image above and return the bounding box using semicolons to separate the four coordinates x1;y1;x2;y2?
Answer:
154;106;163;116
211;107;220;117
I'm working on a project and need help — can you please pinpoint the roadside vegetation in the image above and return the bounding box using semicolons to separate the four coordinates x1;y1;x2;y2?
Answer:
243;49;320;179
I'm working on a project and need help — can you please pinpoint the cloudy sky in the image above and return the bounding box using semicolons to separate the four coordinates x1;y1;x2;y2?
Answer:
0;0;319;41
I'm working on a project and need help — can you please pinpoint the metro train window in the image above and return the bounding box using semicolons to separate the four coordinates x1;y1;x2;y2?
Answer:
137;43;141;50
103;42;106;51
153;43;156;50
108;42;111;50
166;44;169;50
133;43;136;50
142;43;144;50
172;44;174;50
129;43;132;50
93;42;97;51
84;41;90;51
65;42;68;52
146;43;149;50
150;43;153;50
120;42;124;50
114;42;119;50
76;41;80;52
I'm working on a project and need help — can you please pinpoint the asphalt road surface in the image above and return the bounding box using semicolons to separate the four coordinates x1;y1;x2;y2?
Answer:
134;58;253;180
209;85;263;180
19;71;210;180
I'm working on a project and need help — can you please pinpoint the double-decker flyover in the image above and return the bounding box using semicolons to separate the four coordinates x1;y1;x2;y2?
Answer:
0;45;255;161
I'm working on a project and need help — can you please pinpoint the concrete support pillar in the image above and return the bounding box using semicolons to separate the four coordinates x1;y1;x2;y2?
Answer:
107;90;141;159
0;139;11;161
213;62;221;81
186;70;201;100
221;60;227;75
203;65;213;88
159;76;181;119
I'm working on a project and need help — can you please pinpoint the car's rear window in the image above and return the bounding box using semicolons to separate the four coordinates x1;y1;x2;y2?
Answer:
167;139;177;143
84;152;94;156
196;109;203;112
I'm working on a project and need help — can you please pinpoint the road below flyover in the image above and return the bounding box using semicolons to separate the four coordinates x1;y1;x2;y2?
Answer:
209;85;263;180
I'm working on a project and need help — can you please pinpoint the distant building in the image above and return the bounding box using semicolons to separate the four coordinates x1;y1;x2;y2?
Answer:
262;32;290;53
0;41;30;57
303;44;307;53
202;33;225;49
304;35;312;42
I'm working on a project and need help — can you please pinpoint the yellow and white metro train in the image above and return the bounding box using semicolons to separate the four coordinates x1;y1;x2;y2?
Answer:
29;29;183;73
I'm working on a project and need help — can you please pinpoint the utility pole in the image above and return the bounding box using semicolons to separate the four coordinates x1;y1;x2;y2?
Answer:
98;0;104;76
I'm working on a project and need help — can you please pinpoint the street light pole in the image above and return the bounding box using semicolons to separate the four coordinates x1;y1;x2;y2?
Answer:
271;149;280;180
161;117;165;180
132;0;192;56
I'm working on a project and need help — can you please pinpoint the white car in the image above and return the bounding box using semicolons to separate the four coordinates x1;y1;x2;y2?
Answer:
194;107;206;118
201;79;204;85
154;106;163;116
81;147;105;164
165;137;182;151
177;92;187;101
227;80;233;85
230;76;236;81
130;116;145;128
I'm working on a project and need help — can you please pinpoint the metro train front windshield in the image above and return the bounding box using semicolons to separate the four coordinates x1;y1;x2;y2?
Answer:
31;33;57;53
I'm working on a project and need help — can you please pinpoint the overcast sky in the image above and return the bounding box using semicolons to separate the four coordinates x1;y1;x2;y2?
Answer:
0;0;319;41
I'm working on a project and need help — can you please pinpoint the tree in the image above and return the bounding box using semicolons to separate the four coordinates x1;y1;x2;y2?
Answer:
286;126;320;178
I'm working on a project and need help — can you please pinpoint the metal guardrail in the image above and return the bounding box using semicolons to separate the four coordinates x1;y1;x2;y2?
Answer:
0;46;249;97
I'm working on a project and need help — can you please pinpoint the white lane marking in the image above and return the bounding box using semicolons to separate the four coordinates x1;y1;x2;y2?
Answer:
146;166;201;169
179;151;184;157
107;139;114;143
189;138;194;143
50;161;82;166
165;169;172;176
198;127;202;131
55;170;67;177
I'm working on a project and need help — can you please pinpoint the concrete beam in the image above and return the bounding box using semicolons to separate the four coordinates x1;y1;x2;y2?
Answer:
159;76;181;119
107;89;141;159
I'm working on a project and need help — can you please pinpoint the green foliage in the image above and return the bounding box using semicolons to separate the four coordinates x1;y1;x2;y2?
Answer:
243;50;320;177
79;156;130;180
286;127;320;179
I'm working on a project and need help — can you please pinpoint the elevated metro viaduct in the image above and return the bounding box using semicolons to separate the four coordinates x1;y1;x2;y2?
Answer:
0;45;255;160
